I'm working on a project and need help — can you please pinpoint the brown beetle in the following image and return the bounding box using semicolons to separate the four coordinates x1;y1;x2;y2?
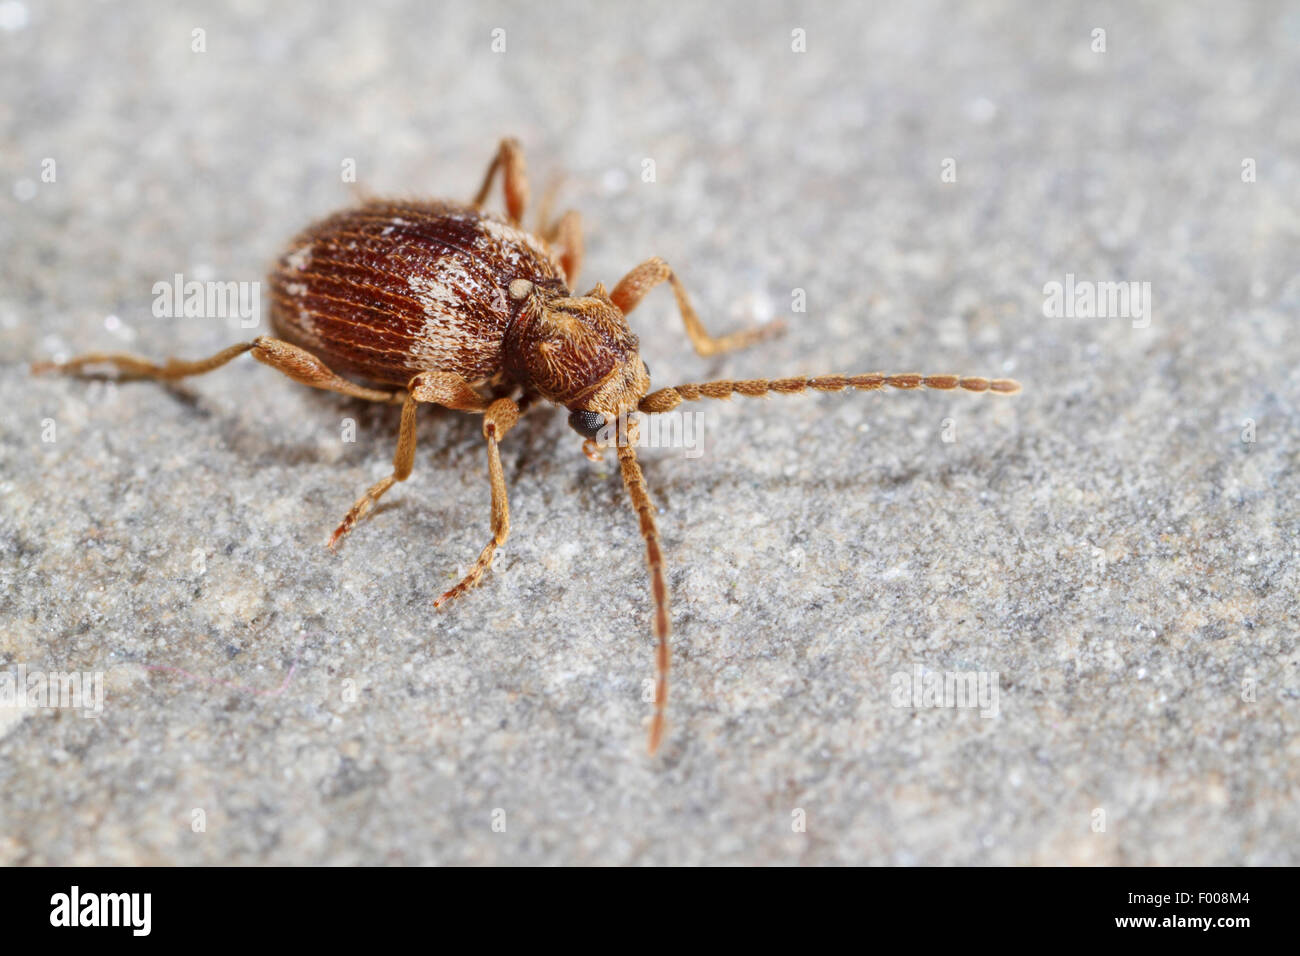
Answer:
34;139;1019;754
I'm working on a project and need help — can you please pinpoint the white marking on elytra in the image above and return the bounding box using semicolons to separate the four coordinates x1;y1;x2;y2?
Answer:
478;218;563;272
405;259;500;377
408;272;467;314
297;305;316;336
285;246;312;271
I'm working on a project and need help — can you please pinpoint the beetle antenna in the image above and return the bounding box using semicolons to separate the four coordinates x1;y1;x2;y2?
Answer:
616;437;670;755
638;372;1020;413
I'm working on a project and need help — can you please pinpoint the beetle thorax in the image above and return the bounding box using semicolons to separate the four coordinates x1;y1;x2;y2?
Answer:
504;281;650;416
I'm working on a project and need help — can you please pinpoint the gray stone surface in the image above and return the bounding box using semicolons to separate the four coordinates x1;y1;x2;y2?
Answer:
1;1;1297;865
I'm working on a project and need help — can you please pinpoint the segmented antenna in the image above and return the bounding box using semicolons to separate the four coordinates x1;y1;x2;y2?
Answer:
640;372;1020;413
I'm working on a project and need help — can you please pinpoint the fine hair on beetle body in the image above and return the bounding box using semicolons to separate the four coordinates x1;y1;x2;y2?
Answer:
33;138;1021;756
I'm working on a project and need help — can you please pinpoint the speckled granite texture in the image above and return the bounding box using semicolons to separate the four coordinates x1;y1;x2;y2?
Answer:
1;0;1297;864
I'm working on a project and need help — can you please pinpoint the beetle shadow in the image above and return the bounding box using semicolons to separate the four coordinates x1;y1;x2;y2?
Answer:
151;381;408;468
106;377;571;524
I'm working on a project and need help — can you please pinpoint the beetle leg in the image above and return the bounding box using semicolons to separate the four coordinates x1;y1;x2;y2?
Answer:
533;173;561;233
32;341;256;382
609;257;785;358
533;172;583;286
542;209;584;289
33;337;404;404
328;371;490;549
471;137;529;226
249;338;402;402
327;392;419;550
434;397;520;609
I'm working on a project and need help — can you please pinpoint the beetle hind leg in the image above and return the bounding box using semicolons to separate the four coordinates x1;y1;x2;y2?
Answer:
32;341;256;382
33;336;404;404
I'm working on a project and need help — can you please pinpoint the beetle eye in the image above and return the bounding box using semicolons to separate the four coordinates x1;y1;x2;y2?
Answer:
568;409;606;440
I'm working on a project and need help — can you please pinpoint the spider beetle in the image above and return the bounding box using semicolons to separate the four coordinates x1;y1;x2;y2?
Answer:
34;138;1020;754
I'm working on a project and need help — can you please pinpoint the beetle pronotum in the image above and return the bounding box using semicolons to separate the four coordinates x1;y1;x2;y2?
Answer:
34;139;1019;754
